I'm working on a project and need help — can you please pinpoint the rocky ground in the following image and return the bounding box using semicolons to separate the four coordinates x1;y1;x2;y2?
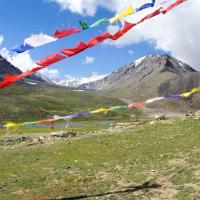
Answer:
0;115;199;200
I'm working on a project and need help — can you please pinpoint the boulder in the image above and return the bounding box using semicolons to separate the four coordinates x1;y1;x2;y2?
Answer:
155;114;166;121
50;131;76;138
27;138;43;146
194;110;200;119
185;112;194;119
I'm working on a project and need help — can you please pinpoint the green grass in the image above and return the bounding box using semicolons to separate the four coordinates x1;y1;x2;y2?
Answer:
0;84;137;124
0;118;199;199
0;124;110;136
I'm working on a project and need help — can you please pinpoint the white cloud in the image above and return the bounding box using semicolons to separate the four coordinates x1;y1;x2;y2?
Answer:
49;0;142;16
0;46;60;79
49;0;110;16
41;68;60;78
84;56;95;64
0;35;4;46
128;50;134;55
0;33;36;71
0;40;60;80
50;0;200;69
0;47;35;71
105;0;200;69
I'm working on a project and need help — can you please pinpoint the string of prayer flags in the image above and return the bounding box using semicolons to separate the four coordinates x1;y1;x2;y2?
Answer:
4;86;199;128
10;0;186;55
1;0;188;89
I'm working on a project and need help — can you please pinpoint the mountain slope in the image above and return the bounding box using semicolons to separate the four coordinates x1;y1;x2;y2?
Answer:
0;55;52;84
0;55;22;78
0;55;129;123
79;54;199;101
0;83;128;124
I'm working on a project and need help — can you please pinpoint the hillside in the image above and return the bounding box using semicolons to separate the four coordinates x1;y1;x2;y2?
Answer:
79;54;199;101
0;55;22;78
0;55;139;124
0;55;51;84
0;83;128;124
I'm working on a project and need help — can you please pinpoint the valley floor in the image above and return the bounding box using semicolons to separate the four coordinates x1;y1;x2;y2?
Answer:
0;118;200;200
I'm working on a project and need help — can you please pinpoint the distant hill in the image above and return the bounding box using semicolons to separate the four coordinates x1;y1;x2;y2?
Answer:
0;55;52;84
79;54;199;100
0;55;130;123
0;82;129;124
1;54;199;123
0;55;22;78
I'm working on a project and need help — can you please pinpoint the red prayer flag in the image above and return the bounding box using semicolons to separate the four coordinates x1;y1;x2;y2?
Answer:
0;53;66;89
128;102;145;108
36;53;66;67
0;66;45;89
138;8;162;24
54;28;81;38
37;118;56;124
162;0;186;14
88;32;111;47
61;42;88;57
0;74;18;88
111;21;136;40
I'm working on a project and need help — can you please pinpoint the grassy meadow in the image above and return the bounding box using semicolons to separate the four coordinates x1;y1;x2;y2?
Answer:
0;84;133;124
0;118;199;199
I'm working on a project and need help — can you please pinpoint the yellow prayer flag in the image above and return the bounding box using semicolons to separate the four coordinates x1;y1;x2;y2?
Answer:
4;122;21;128
90;108;109;114
180;88;200;98
109;5;135;24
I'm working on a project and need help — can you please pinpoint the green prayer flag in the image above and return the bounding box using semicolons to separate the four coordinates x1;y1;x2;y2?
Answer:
22;121;38;126
79;20;89;30
90;18;108;28
109;106;128;111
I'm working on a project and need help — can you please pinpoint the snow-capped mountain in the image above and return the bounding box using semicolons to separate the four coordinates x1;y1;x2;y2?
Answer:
51;73;108;88
78;54;199;100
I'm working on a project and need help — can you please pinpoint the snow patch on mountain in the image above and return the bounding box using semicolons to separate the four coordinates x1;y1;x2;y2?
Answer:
134;56;146;66
52;73;108;88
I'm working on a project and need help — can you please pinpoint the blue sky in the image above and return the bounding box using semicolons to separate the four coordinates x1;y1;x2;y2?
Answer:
0;0;198;79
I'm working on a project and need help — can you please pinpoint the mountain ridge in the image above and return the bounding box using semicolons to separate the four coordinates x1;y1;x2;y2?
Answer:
78;54;199;102
0;55;52;84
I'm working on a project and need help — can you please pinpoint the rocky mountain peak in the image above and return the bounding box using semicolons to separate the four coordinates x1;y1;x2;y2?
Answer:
78;54;197;95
